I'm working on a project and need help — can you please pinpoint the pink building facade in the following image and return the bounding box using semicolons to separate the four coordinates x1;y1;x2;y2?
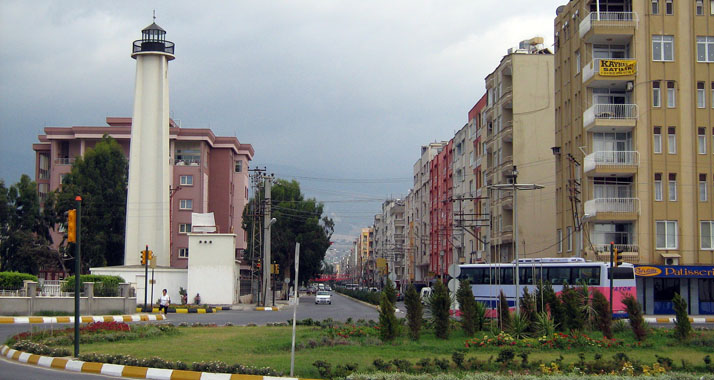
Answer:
33;117;254;269
429;139;453;278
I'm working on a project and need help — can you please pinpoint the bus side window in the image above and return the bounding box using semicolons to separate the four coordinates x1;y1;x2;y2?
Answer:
501;268;513;285
519;267;533;285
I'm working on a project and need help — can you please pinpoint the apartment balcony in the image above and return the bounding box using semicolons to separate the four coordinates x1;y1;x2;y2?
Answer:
499;120;513;142
500;87;513;109
492;224;513;244
38;168;50;180
499;194;513;210
582;58;636;87
579;12;638;44
499;156;514;175
593;243;639;263
583;104;638;133
584;197;639;221
54;157;75;165
584;151;639;176
174;158;201;166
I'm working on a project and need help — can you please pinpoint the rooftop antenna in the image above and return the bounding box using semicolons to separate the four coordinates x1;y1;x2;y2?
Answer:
153;10;156;22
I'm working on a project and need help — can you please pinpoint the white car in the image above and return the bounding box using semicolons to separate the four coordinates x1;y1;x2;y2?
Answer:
315;290;332;305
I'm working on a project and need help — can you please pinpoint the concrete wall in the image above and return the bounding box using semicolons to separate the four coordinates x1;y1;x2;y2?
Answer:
90;266;187;306
187;233;238;305
0;281;135;315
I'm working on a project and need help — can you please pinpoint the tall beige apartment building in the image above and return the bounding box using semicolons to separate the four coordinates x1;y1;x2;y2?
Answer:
483;38;557;263
554;0;714;267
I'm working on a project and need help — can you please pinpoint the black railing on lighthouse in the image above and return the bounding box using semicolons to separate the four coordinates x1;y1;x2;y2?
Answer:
133;40;174;54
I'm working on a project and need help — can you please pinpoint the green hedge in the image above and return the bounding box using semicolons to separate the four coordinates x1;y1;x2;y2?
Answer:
61;275;125;297
0;272;38;290
335;287;381;305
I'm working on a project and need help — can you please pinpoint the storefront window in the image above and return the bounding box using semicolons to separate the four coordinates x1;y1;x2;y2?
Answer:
699;279;714;314
653;278;679;314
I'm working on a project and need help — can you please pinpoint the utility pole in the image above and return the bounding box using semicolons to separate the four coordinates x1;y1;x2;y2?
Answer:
566;153;582;257
72;196;81;357
262;174;274;307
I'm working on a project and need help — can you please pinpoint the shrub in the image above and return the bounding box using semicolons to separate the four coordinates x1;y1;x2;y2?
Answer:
672;293;691;341
430;281;451;340
497;290;511;331
592;290;612;339
383;278;397;305
612;319;628;333
378;279;400;341
622;294;647;341
434;358;450;371
534;311;557;337
452;351;465;369
61;274;124;296
404;284;422;340
335;287;380;305
509;312;530;339
373;358;392;371
542;282;565;330
519;287;537;332
560;283;584;331
391;358;412;372
0;272;38;290
474;301;487;332
456;279;477;337
12;340;70;357
496;348;515;364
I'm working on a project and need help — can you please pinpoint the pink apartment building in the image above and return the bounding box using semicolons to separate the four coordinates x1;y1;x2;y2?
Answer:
32;117;254;270
429;139;453;279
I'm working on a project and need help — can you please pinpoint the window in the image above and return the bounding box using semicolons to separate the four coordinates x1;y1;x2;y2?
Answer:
575;50;580;74
665;0;673;14
697;82;706;108
178;248;189;259
699;127;707;154
652;81;661;107
702;221;714;249
668;127;676;154
655;173;663;201
179;199;193;210
557;229;563;253
712;0;714;14
697;37;714;62
656;220;678;249
654;127;662;153
697;0;704;14
567;226;573;252
652;0;660;14
700;174;708;202
179;223;191;234
667;81;676;107
235;160;242;173
668;173;677;201
179;175;193;186
653;35;674;61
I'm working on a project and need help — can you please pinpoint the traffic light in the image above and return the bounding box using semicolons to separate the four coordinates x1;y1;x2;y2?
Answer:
67;209;77;243
615;248;623;267
147;250;154;262
256;260;261;270
140;250;147;265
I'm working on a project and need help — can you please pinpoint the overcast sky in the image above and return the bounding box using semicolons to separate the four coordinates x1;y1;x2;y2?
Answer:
0;0;565;240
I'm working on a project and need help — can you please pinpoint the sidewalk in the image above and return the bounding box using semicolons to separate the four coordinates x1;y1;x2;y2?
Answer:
0;314;166;324
643;315;714;324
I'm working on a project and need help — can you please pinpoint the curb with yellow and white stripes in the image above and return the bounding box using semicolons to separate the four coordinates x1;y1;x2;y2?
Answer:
0;314;166;324
644;316;714;324
1;345;320;380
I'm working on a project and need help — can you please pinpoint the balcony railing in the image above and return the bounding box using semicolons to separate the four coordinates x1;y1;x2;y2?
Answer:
584;151;639;172
54;157;75;165
38;168;50;180
579;11;638;38
582;58;636;83
175;159;201;166
583;104;638;127
592;243;638;254
584;197;639;215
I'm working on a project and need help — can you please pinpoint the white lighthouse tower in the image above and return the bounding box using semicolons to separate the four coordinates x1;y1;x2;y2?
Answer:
124;21;175;267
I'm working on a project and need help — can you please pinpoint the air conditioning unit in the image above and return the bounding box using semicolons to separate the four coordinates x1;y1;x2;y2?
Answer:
665;257;679;266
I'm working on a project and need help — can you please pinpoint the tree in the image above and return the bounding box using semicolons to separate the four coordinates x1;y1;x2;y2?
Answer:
672;293;691;341
55;135;127;271
456;279;477;337
0;176;55;274
383;276;397;305
378;278;399;341
560;283;584;331
498;290;511;331
592;290;612;339
622;294;647;341
430;281;451;339
404;284;422;340
519;287;537;333
242;179;333;285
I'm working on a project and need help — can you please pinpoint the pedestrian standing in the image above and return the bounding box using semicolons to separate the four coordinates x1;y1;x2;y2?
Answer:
159;289;171;314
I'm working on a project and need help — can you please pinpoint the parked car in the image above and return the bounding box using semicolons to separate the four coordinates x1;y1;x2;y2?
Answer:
420;287;432;305
325;285;332;291
315;290;332;305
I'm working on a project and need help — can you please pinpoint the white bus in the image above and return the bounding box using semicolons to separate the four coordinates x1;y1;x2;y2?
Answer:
459;257;636;317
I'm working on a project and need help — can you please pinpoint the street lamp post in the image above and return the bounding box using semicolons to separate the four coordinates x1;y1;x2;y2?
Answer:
489;168;544;314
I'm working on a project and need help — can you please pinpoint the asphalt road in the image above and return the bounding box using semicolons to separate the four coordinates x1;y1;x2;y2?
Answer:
0;292;380;379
